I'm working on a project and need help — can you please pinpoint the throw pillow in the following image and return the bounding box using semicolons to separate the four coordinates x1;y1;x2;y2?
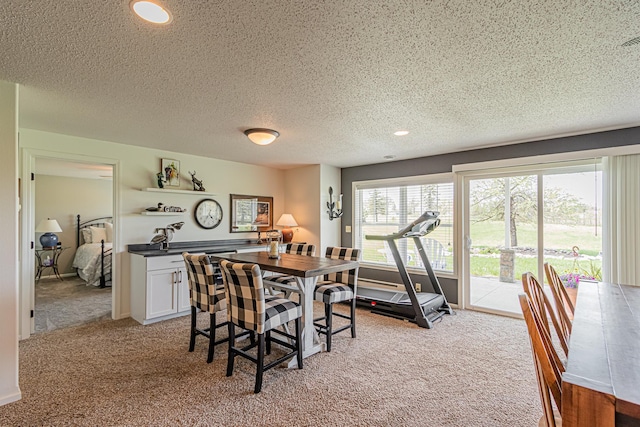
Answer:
105;222;113;243
90;226;107;244
81;228;92;244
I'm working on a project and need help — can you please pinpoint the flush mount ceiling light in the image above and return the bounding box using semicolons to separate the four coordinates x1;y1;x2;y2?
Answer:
394;130;410;136
244;128;280;145
130;1;172;24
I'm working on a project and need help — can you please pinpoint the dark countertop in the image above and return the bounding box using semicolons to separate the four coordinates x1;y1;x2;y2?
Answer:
128;239;269;257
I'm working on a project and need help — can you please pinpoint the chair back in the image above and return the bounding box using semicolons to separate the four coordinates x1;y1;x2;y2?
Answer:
323;247;361;288
416;238;446;269
286;243;316;256
519;293;564;427
521;273;569;358
220;260;268;334
182;253;226;313
544;262;574;333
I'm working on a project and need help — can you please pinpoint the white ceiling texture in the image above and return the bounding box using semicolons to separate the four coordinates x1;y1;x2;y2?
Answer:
1;1;639;169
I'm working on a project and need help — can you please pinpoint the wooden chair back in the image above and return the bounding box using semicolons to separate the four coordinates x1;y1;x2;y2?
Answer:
521;272;569;358
519;293;564;427
544;262;574;335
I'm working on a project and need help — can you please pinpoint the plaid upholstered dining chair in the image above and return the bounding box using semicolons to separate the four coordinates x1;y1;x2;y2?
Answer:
313;246;361;352
182;253;229;363
220;260;303;393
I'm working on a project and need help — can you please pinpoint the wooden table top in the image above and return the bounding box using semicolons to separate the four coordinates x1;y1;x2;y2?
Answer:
563;281;640;421
209;251;359;278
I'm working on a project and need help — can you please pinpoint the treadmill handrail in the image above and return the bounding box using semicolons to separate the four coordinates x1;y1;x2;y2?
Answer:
365;210;440;240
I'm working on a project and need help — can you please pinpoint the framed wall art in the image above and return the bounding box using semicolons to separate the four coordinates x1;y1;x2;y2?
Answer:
230;194;273;232
161;158;180;187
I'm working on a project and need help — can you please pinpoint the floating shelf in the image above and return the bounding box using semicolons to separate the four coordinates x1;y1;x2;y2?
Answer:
140;211;188;216
141;188;216;196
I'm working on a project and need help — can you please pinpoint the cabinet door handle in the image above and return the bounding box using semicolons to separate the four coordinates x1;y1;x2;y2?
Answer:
172;271;177;285
178;270;182;283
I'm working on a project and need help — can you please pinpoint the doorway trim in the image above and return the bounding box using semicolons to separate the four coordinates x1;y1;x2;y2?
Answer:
20;148;120;340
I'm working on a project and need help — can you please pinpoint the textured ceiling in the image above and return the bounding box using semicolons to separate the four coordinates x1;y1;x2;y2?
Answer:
1;1;639;169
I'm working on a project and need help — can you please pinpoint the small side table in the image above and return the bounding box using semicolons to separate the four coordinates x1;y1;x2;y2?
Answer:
35;246;68;282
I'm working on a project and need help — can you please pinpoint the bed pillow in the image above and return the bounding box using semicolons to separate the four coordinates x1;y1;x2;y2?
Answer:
81;229;92;244
105;222;113;243
90;226;107;244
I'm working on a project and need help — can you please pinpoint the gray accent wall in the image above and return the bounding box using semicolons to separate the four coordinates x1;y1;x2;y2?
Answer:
342;126;640;303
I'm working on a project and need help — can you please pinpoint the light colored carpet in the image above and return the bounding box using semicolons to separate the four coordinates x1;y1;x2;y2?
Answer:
35;276;111;333
1;305;540;426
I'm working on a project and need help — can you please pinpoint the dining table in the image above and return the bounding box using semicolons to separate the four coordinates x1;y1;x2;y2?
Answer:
209;251;360;362
561;281;640;427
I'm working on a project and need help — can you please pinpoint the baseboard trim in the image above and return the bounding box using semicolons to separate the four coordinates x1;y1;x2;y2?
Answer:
38;272;77;280
0;388;22;406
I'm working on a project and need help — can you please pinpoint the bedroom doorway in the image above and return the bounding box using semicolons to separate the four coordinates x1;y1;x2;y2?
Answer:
31;158;114;334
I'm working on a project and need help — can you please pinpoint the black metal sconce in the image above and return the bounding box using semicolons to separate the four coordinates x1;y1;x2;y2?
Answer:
327;187;343;220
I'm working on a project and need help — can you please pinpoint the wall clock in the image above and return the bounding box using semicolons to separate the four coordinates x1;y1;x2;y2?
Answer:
194;199;223;229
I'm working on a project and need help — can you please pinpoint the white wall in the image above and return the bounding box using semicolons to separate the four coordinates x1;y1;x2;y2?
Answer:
35;175;113;274
20;128;286;321
283;164;342;255
320;164;342;252
284;165;321;247
0;81;21;405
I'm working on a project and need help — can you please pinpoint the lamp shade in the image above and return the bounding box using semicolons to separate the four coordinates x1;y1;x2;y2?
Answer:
244;128;280;145
36;218;62;247
276;214;298;227
36;219;62;233
276;214;298;243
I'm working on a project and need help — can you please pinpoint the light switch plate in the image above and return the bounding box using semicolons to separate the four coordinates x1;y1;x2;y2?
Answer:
345;225;351;233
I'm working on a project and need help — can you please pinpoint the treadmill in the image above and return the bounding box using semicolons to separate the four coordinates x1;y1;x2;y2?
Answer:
356;210;453;328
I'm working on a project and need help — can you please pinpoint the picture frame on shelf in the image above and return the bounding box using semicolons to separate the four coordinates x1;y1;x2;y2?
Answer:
161;158;180;187
230;194;273;232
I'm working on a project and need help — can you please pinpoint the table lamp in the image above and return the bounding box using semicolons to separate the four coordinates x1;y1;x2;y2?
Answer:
276;213;298;243
36;218;62;247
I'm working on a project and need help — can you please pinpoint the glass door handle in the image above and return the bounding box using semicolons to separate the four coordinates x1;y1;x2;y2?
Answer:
465;236;472;249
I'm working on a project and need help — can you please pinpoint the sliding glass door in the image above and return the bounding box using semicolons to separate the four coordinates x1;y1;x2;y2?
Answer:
463;161;601;316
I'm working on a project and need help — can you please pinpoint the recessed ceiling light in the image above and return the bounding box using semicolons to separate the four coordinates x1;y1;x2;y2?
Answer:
394;130;409;136
383;155;396;160
130;1;172;25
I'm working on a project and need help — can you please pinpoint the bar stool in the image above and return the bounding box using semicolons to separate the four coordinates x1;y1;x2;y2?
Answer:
220;260;303;393
182;253;228;363
313;247;361;352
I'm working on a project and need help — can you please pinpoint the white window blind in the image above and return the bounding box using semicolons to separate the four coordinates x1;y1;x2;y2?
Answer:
354;176;454;273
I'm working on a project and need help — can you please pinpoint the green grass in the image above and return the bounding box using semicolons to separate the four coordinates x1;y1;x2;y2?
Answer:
470;221;602;253
470;256;601;280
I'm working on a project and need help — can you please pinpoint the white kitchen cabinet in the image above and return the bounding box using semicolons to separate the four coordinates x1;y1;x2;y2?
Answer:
129;244;280;325
130;254;190;325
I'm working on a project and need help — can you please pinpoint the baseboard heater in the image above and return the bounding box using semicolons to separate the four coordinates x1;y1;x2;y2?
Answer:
357;210;453;329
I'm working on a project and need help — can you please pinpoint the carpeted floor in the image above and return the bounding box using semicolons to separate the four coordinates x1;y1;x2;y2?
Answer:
0;305;540;426
35;276;111;334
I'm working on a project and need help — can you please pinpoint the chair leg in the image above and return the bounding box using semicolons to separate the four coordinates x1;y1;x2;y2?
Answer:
295;317;303;369
226;323;236;377
255;334;265;393
350;298;357;338
325;303;333;352
266;330;271;355
207;312;216;363
189;306;196;352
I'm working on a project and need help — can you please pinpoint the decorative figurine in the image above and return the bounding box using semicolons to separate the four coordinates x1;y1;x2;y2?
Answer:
189;171;206;191
156;172;165;189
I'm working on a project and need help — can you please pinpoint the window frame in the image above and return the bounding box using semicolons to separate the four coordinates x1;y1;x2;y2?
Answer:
351;172;456;277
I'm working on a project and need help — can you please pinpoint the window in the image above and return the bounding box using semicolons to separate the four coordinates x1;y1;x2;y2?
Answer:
354;174;454;273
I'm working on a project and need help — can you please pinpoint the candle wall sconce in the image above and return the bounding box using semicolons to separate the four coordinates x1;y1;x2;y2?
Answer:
327;187;343;221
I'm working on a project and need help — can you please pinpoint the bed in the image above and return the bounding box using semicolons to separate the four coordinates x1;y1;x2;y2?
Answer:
72;215;113;287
